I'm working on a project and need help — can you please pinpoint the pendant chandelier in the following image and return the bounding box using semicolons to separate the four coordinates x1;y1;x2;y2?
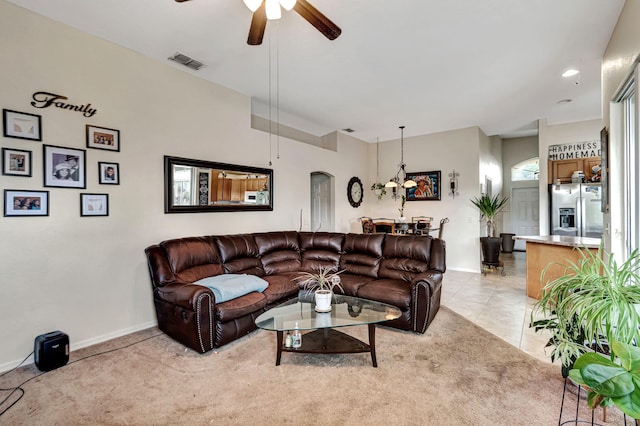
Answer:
243;0;297;20
385;126;417;190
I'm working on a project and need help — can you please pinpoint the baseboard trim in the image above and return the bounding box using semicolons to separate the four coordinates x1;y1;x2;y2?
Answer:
0;321;158;374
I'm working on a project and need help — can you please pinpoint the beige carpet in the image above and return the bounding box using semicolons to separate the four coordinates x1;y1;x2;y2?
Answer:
0;307;622;425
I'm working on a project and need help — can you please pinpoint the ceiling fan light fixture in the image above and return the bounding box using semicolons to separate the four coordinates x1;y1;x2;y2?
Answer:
265;0;282;19
243;0;263;12
385;180;398;188
279;0;297;11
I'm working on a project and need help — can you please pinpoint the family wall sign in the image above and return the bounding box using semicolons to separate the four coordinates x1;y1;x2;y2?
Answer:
30;91;98;118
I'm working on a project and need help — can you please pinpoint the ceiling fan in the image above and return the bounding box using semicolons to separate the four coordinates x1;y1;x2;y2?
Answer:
175;0;341;46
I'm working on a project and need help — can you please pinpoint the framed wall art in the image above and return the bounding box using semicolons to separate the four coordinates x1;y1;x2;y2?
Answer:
406;171;441;201
80;193;109;217
2;148;32;177
4;189;49;216
43;145;86;189
86;125;120;152
98;161;120;185
3;109;42;141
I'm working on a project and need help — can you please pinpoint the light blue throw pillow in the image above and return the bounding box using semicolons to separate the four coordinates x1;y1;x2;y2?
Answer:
194;274;269;303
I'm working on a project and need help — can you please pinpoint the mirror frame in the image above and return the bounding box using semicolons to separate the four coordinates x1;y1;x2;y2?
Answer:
164;155;274;213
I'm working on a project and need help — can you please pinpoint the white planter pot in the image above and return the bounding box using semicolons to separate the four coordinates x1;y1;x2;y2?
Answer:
314;290;333;312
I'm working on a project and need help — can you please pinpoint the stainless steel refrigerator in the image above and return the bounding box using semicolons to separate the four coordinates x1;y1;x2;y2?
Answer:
549;183;603;238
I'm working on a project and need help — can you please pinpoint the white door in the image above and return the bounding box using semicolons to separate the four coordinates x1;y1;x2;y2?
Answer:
311;172;334;232
512;187;540;251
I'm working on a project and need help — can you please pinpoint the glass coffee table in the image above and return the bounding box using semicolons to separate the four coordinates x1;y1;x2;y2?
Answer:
255;294;401;367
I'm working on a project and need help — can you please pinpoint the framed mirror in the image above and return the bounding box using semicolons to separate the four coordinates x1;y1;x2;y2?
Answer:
164;156;273;213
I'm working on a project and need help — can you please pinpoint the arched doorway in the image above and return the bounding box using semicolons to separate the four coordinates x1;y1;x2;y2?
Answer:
310;172;335;232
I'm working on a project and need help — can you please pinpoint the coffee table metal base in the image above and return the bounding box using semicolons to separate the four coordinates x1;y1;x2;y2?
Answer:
275;324;378;367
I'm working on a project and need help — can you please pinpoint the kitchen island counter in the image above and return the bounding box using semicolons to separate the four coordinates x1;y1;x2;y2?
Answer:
514;235;601;299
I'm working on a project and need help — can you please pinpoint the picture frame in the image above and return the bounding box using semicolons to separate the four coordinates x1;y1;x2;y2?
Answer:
98;161;120;185
43;144;86;189
2;148;32;177
406;171;441;201
86;125;120;152
4;189;49;216
3;109;42;141
80;193;109;216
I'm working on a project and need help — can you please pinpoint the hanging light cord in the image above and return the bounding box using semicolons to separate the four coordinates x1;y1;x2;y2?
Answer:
268;28;273;166
276;21;280;160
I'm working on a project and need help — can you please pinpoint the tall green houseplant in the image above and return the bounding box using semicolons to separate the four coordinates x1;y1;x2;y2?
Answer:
531;247;640;376
470;194;508;237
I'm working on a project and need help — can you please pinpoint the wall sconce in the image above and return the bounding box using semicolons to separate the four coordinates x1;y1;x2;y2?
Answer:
448;170;459;198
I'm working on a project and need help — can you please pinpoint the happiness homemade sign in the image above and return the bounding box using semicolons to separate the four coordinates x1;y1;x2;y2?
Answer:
548;140;600;161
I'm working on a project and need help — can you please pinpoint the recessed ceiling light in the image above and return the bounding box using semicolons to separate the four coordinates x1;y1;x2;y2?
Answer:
557;99;572;104
562;69;580;78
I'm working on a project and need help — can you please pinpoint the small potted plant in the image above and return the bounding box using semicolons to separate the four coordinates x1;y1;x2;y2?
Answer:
371;182;387;200
296;267;344;312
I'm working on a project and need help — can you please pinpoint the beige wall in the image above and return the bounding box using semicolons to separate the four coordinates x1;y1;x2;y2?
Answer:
602;0;640;257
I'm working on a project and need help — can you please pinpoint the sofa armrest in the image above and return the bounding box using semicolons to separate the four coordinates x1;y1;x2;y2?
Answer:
410;270;443;333
411;271;443;292
154;282;215;311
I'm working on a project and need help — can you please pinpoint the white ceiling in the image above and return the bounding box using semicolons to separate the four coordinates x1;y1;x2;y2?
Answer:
6;0;625;142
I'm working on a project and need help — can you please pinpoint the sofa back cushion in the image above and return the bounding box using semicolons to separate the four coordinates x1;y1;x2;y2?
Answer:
254;231;302;275
339;233;384;278
299;232;344;272
214;234;264;276
159;236;224;283
378;235;431;281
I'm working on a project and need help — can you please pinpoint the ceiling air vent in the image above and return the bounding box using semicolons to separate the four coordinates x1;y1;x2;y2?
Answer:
168;52;205;71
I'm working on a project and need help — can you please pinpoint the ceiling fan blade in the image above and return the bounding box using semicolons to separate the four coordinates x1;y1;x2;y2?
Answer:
293;0;341;41
247;2;267;45
174;0;191;2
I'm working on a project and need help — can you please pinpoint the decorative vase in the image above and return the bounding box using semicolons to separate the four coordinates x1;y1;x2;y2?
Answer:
314;290;333;312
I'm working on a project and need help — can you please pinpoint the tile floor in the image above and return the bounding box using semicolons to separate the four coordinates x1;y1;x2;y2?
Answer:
441;251;553;364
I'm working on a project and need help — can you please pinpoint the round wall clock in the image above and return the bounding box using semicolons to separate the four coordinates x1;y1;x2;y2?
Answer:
347;176;364;208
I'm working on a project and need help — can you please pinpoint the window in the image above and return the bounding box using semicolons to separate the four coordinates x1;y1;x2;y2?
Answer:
615;64;639;256
511;158;539;181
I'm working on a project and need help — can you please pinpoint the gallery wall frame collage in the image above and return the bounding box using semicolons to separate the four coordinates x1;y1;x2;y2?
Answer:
2;108;120;217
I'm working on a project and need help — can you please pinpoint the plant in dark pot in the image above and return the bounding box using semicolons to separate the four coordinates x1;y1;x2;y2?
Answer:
531;246;640;380
470;194;508;266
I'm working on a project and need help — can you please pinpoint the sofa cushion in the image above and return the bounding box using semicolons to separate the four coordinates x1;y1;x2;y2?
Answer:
299;232;344;272
215;291;267;322
160;236;224;283
338;273;376;296
357;278;412;310
340;233;384;278
214;234;264;276
254;231;302;275
194;274;269;303
262;274;300;304
378;235;431;281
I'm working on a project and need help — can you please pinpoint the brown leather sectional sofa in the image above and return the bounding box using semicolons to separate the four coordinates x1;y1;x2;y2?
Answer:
145;231;446;353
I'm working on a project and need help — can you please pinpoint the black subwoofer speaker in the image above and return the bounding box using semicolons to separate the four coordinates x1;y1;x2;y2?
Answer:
34;331;69;372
